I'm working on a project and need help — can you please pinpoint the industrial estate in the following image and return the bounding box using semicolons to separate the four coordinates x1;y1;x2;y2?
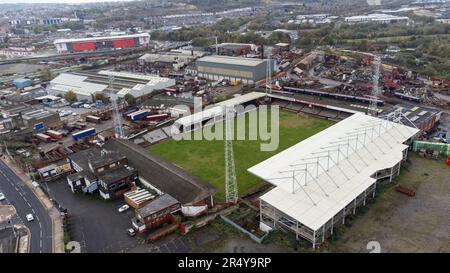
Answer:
0;0;449;256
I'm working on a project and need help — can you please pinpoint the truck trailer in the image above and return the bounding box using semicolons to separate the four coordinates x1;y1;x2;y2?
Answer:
127;110;150;121
46;130;64;139
72;128;96;141
36;133;52;142
143;113;170;121
86;115;102;124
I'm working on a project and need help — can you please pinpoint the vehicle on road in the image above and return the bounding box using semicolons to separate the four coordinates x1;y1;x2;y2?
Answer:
26;214;34;222
0;192;5;201
127;228;136;237
118;204;130;213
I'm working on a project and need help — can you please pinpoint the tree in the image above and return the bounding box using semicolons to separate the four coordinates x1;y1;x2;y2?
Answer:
40;67;53;82
124;94;136;106
95;93;109;103
64;91;78;103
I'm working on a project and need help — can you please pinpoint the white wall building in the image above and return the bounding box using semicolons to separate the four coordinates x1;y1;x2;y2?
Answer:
98;71;175;99
345;13;409;24
47;73;108;102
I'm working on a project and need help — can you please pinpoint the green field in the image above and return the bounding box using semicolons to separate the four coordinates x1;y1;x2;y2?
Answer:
148;110;335;200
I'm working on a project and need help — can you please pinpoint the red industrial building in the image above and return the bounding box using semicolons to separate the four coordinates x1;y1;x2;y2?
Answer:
53;33;150;53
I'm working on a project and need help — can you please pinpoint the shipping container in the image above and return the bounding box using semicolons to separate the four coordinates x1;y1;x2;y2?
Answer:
122;106;140;117
72;121;86;129
34;122;45;130
36;133;51;142
46;130;64;139
143;113;169;121
86;115;102;124
127;110;150;121
72;128;96;141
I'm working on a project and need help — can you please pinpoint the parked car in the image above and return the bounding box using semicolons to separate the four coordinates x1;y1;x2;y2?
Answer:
118;204;130;213
31;181;40;188
127;228;136;237
26;214;34;222
0;192;5;201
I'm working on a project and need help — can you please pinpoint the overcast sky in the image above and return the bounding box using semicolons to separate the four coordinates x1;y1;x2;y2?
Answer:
0;0;135;4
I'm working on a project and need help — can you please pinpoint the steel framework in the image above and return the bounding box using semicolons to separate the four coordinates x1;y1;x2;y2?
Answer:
267;117;413;200
369;55;381;117
108;75;125;139
224;106;238;203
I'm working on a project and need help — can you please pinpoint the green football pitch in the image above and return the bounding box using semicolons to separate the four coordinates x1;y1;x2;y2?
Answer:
148;109;335;200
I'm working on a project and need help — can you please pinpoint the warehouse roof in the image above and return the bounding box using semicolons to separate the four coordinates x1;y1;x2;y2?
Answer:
136;194;180;218
54;33;149;44
124;188;155;206
197;55;268;67
68;147;126;172
381;104;441;129
98;167;137;185
98;70;173;84
48;73;108;96
248;113;419;231
103;138;217;205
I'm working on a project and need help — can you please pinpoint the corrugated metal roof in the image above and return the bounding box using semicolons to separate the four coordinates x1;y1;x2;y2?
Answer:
197;56;268;67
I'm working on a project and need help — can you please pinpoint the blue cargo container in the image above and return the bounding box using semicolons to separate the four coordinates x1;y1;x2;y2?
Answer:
122;106;140;117
34;122;45;131
72;128;96;141
128;110;150;121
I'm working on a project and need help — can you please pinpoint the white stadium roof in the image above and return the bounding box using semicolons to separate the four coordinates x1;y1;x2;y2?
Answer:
248;113;419;231
216;92;265;107
175;92;266;127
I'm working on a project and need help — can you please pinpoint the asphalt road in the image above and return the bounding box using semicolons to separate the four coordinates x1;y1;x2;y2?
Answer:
0;159;52;253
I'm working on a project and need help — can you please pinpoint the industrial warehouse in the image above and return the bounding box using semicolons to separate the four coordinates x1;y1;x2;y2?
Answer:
47;70;175;102
248;113;419;248
195;56;275;84
53;33;150;53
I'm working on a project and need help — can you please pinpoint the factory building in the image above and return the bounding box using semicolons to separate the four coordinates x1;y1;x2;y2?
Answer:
138;49;206;71
1;104;62;130
47;73;108;102
381;104;442;134
248;113;419;248
53;33;150;53
47;71;175;102
345;14;409;24
207;43;257;56
195;56;275;85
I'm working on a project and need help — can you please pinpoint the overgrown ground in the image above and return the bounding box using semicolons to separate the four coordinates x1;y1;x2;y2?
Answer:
326;153;450;253
148;110;334;200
